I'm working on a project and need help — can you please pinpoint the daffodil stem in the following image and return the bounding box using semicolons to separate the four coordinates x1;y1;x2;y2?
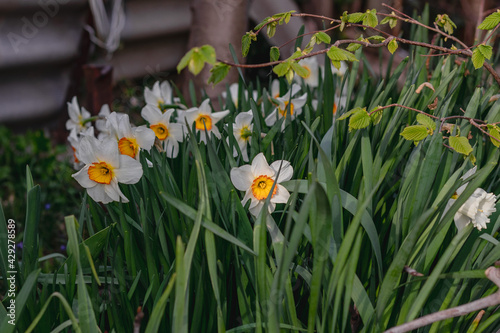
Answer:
384;267;500;333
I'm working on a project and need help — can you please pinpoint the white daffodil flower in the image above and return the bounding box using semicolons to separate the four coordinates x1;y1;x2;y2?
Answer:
105;112;156;161
184;99;230;144
72;136;143;204
66;96;91;134
144;81;174;111
454;189;497;231
295;57;320;88
227;110;253;162
265;90;307;131
230;153;293;217
445;166;498;231
141;105;184;158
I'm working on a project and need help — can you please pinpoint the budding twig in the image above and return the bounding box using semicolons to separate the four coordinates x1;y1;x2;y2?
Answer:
384;267;500;333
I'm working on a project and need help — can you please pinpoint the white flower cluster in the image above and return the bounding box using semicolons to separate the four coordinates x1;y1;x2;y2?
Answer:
66;81;234;204
66;65;351;212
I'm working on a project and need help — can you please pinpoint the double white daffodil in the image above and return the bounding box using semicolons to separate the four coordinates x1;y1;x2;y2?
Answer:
228;110;253;162
141;105;185;158
230;153;293;217
72;136;143;204
184;99;230;144
66;96;91;134
445;167;498;231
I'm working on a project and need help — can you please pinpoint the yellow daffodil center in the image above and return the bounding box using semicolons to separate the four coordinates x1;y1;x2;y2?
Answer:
240;126;252;141
195;114;213;131
333;102;338;115
88;162;114;184
303;66;311;78
118;137;139;158
150;124;169;140
451;192;458;200
251;175;277;200
278;101;294;117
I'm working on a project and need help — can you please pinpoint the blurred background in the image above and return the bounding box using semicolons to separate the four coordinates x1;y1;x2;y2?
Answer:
0;0;495;133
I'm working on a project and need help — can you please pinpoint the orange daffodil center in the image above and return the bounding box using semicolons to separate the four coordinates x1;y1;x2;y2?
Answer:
195;115;213;131
118;137;139;158
150;123;169;140
184;99;229;144
88;161;114;184
278;101;294;117
141;105;185;158
251;175;276;200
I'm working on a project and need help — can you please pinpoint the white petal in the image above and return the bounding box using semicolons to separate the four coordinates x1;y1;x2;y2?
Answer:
210;110;230;124
72;166;97;189
241;190;254;207
168;123;185;142
251;153;274;178
265;109;279;126
134;126;156;151
104;180;121;202
80;107;91;119
77;136;99;164
454;212;471;231
160;81;173;103
164;138;180;158
211;126;222;139
249;201;265;217
95;139;120;167
198;99;212;113
183;109;199;125
230;165;254;191
290;83;301;97
235;111;253;126
87;184;114;204
141;105;162;123
270;160;293;183
461;166;477;180
271;184;290;204
114;155;143;184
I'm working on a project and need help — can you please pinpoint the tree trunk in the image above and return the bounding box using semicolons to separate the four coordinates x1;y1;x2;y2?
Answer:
182;0;248;108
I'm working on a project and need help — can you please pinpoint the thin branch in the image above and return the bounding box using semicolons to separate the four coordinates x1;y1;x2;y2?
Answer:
382;3;469;50
384;267;500;333
367;104;440;119
231;4;500;87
